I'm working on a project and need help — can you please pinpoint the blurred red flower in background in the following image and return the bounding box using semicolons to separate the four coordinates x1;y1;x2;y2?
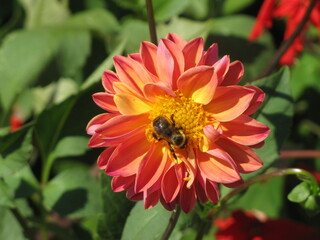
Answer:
215;210;320;240
249;0;320;65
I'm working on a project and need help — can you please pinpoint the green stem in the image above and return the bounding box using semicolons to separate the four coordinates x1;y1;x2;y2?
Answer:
161;205;181;240
145;0;158;45
41;152;56;185
255;0;317;80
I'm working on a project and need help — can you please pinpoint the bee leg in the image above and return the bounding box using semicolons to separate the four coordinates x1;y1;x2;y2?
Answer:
168;143;178;160
170;114;176;127
152;133;162;141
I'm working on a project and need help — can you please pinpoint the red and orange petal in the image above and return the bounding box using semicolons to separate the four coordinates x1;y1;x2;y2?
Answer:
87;33;269;213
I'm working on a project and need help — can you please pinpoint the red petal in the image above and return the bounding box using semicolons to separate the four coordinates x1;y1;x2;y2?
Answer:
199;43;219;66
102;70;119;93
141;41;158;76
86;113;115;135
179;182;196;213
166;33;187;50
217;137;263;173
161;164;183;203
135;144;169;192
243;86;265;116
183;37;204;70
92;92;118;113
96;113;149;137
221;61;244;86
97;147;116;169
111;175;135;192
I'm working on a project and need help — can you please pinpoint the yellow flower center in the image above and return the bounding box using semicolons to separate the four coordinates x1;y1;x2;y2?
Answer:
146;92;210;151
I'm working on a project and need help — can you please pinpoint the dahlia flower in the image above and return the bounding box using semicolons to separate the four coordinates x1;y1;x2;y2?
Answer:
87;33;270;213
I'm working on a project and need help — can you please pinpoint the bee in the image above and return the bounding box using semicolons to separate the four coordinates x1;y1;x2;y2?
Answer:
152;114;187;160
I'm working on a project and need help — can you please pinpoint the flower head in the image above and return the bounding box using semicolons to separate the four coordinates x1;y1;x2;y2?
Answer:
87;34;270;213
249;0;320;65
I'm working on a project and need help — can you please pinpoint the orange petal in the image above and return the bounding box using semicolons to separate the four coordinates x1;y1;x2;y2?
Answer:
105;131;150;177
92;92;118;113
197;150;241;184
179;182;196;213
242;86;265;115
143;82;176;102
114;93;152;115
205;86;255;121
202;125;222;151
183;37;204;70
166;33;187;50
96;113;149;137
221;61;244;86
217;137;263;173
102;70;119;93
220;114;270;145
177;66;217;105
135;143;169;192
114;55;154;95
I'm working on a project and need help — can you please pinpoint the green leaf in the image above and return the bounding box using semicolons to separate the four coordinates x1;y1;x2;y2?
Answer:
291;52;320;100
0;207;25;240
230;177;284;217
65;9;119;36
119;19;149;53
288;182;311;203
0;28;61;114
43;169;101;218
121;202;171;240
55;29;91;80
158;17;209;41
206;15;275;81
0;180;15;208
20;0;70;28
253;67;294;171
54;136;89;158
98;174;134;240
34;95;77;161
0;128;33;177
153;0;190;22
81;38;126;90
221;0;255;15
183;0;209;20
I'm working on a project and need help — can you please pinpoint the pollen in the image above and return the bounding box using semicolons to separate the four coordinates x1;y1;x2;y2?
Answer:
146;92;210;149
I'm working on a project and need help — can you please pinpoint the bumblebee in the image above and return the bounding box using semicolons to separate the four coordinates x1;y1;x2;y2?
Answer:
152;114;187;160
